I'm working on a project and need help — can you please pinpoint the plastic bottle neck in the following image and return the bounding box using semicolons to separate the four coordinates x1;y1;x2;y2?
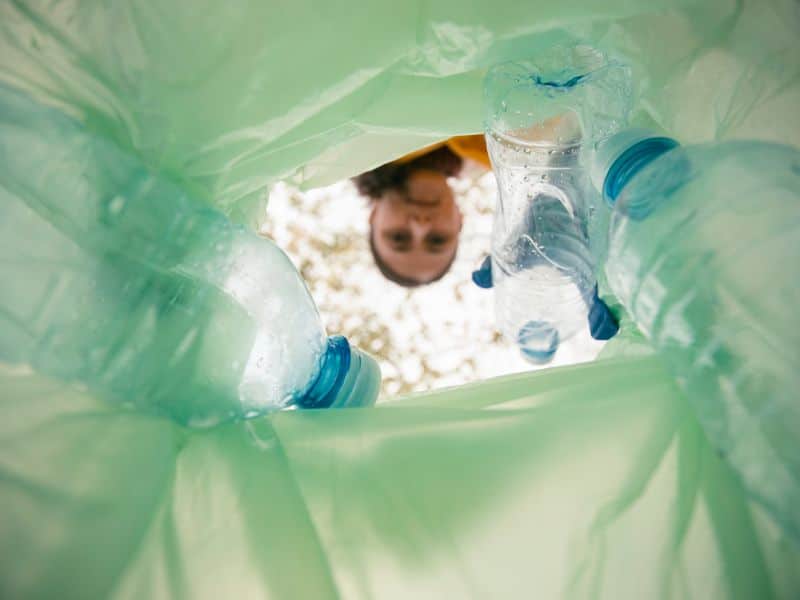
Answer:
298;336;352;408
297;336;381;409
600;134;679;203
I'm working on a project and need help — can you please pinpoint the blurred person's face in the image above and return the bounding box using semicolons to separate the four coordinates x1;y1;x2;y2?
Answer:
370;170;463;284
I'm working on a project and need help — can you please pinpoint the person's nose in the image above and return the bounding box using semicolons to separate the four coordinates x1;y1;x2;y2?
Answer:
410;208;433;225
409;214;432;237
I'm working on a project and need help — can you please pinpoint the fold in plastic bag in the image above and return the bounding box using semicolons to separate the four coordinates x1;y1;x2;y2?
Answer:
3;357;798;599
1;1;796;224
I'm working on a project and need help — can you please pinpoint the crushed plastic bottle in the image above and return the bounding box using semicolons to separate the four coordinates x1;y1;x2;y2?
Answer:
0;83;380;427
595;129;800;536
483;46;629;363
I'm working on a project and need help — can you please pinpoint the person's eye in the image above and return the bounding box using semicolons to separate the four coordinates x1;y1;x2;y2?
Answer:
390;232;411;244
427;234;448;246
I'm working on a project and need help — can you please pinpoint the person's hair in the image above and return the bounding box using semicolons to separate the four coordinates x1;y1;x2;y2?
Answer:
353;145;463;199
354;145;463;287
368;233;456;287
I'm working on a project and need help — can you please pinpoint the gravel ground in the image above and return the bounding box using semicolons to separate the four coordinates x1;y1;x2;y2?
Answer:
262;164;604;400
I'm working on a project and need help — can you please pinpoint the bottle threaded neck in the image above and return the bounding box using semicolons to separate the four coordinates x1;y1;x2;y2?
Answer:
297;336;351;409
603;136;679;203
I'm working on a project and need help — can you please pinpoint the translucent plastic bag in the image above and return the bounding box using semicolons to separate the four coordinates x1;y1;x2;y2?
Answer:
1;0;796;224
0;0;798;598
3;357;798;599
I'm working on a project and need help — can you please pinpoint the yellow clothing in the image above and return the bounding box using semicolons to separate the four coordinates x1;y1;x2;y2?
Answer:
395;134;491;169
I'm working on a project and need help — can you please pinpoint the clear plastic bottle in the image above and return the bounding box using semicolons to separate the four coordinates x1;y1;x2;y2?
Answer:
594;129;800;534
0;83;380;427
483;46;630;363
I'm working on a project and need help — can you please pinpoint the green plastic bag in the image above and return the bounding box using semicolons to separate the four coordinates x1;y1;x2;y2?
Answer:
2;0;797;224
3;358;798;599
0;0;798;598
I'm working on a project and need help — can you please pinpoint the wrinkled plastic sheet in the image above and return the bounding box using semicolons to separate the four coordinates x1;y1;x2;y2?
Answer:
4;357;798;599
1;0;799;598
2;0;797;225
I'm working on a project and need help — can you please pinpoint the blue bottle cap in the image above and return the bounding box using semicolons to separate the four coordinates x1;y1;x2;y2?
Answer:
298;336;381;409
472;255;493;289
591;129;679;204
588;287;619;340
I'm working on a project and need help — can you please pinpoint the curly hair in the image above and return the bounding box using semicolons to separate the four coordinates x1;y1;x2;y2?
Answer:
352;144;463;199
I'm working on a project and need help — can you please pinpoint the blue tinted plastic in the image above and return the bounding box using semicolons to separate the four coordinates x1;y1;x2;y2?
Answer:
587;287;619;340
604;138;800;547
603;136;679;205
471;255;494;288
299;336;352;408
517;320;560;364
